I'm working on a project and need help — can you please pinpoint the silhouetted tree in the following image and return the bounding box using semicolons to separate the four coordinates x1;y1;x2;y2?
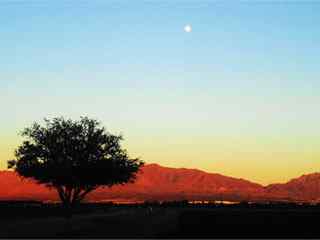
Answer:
8;117;144;216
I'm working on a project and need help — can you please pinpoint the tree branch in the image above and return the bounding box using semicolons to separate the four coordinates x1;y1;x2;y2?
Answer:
56;186;66;203
71;186;82;204
77;186;97;202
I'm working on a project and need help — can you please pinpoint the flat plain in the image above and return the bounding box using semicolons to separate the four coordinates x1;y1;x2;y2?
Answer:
0;203;319;238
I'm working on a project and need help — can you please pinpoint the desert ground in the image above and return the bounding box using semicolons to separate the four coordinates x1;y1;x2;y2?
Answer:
0;202;320;238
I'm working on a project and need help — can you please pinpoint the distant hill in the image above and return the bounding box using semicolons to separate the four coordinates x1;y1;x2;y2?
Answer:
265;173;320;202
0;171;55;201
0;164;319;202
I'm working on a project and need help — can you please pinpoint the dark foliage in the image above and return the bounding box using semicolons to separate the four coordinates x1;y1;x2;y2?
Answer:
8;117;144;208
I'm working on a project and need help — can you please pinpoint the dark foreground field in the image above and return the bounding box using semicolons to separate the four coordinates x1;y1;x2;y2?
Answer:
0;202;320;238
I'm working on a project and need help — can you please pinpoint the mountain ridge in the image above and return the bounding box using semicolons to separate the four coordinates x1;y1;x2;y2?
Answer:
0;164;319;202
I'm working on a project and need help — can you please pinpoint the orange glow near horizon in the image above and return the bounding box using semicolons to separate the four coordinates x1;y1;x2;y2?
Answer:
1;133;319;186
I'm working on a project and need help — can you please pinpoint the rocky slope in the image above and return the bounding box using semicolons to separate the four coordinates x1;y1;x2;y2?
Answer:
0;164;319;202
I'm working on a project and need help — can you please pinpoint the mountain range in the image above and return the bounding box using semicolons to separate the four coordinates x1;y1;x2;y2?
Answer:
0;163;319;203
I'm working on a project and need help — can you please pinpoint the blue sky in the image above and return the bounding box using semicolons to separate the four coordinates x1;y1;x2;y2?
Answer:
1;1;320;184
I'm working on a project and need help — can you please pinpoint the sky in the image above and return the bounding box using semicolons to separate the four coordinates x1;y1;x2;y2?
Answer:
1;1;320;185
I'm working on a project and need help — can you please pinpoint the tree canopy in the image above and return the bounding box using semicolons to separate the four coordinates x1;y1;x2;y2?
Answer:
8;117;144;206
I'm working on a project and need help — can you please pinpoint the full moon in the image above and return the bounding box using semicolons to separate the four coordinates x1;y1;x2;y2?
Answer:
184;24;192;33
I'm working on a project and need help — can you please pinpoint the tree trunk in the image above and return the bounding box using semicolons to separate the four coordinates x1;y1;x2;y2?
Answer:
55;185;96;219
56;186;75;219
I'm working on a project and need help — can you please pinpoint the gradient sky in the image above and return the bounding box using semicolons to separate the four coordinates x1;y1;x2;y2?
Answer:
1;1;320;185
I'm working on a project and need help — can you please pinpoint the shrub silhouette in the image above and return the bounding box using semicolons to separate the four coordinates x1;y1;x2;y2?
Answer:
8;116;144;216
